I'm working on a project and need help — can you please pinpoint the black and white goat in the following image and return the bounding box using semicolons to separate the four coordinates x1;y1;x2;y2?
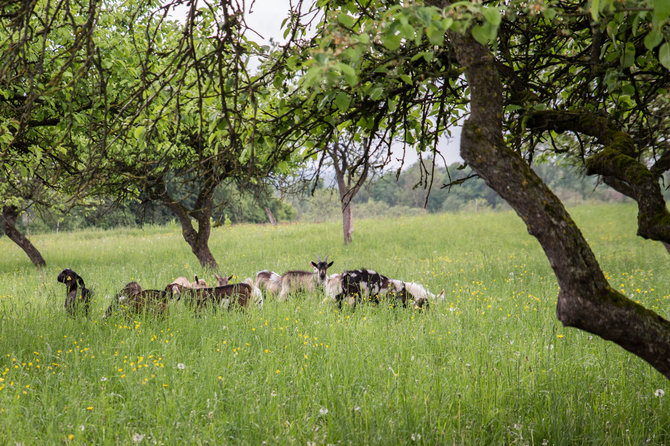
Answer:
255;270;282;297
327;268;443;309
103;281;180;319
177;278;263;311
57;268;92;317
278;256;333;301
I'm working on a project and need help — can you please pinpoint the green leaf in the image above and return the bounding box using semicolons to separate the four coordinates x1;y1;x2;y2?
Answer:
426;24;445;46
471;23;493;45
338;12;355;28
134;126;145;140
621;83;635;96
336;62;358;87
621;42;635;68
590;0;600;22
659;42;670;69
368;86;384;100
653;0;670;21
382;32;402;51
543;8;557;20
644;27;663;51
482;7;501;26
356;33;370;44
334;92;351;112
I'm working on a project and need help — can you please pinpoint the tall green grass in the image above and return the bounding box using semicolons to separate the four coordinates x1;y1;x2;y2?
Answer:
0;203;668;444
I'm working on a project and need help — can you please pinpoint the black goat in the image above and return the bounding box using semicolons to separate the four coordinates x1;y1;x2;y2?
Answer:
56;269;92;317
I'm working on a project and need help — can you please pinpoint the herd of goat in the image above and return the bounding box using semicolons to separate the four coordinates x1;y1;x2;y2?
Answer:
56;256;445;318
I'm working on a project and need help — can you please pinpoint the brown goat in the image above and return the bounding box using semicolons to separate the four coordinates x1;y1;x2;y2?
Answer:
177;278;263;311
103;282;180;318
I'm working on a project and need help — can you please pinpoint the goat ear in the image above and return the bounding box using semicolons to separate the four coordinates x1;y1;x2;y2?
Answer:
310;261;318;269
227;275;233;281
327;261;334;268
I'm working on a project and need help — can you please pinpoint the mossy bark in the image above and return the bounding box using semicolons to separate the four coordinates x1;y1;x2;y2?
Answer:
526;110;670;248
450;32;670;379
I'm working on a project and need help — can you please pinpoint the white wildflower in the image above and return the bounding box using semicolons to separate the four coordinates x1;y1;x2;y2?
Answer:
654;389;665;398
177;363;185;370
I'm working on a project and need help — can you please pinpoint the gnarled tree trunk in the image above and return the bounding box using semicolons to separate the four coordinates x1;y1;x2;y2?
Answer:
160;186;219;270
450;31;670;379
166;202;218;270
0;205;46;268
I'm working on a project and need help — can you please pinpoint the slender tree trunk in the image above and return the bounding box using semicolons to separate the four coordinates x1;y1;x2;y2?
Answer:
341;200;353;245
335;169;355;245
0;205;47;268
450;31;670;379
264;207;277;226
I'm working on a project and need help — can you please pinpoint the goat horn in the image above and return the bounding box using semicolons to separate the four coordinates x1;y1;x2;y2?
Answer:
324;255;328;262
317;255;321;262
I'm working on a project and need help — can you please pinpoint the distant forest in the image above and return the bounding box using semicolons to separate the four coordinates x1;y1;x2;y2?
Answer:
14;160;662;234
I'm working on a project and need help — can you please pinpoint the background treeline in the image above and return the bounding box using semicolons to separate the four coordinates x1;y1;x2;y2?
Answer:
13;160;650;234
291;161;641;222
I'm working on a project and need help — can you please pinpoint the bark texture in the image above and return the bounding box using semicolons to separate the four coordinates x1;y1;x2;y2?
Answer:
525;110;670;249
166;199;218;270
450;32;670;379
0;205;47;268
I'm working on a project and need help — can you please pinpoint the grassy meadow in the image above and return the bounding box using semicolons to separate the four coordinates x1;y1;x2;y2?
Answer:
0;202;668;445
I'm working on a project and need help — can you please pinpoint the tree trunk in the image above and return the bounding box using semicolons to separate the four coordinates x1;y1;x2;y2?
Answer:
342;200;353;245
264;207;277;226
0;205;47;268
450;31;670;379
335;168;355;245
164;200;219;270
